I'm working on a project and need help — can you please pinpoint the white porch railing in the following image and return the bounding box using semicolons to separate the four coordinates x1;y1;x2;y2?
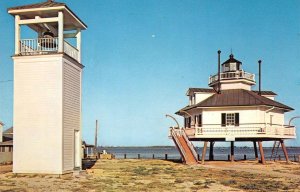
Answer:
19;38;79;62
192;125;296;138
209;71;255;84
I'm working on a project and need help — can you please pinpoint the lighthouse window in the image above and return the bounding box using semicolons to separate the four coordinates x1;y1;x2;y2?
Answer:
221;113;239;126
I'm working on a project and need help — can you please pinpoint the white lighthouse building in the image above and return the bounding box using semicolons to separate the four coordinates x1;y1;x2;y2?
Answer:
8;0;87;174
169;51;296;165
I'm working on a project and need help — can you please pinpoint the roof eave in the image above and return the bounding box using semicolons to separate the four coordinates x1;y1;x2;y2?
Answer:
8;6;87;30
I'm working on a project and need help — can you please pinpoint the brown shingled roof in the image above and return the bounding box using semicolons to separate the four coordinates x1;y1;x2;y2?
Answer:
8;1;65;11
177;89;293;114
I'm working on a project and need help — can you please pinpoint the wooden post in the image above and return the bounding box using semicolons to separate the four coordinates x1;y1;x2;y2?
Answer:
253;141;258;160
165;154;168;160
58;11;64;52
294;154;296;162
197;154;200;161
228;154;230;161
230;141;234;162
124;154;126;159
152;154;155;159
76;28;82;63
280;140;289;163
258;141;266;164
138;154;140;159
209;141;214;161
201;141;208;164
15;15;20;55
244;154;246;160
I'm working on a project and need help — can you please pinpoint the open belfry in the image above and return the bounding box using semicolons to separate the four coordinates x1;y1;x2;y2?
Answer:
8;0;87;174
169;51;296;165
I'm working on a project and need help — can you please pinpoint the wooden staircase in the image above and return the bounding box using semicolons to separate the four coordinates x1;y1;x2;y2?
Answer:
170;128;198;165
270;140;281;161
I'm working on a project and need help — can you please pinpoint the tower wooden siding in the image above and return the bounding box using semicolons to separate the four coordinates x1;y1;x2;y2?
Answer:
62;57;82;171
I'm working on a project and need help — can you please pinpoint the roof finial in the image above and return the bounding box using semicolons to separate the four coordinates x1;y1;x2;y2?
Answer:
230;48;233;55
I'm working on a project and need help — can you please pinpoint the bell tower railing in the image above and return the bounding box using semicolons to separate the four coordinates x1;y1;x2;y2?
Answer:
19;38;79;62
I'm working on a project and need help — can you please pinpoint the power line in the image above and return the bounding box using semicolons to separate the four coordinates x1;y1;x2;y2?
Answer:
0;80;13;83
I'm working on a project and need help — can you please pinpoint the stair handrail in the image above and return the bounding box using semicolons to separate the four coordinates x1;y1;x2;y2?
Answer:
170;127;187;162
181;128;198;161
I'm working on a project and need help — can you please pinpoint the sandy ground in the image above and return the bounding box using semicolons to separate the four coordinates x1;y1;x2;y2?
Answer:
0;159;299;192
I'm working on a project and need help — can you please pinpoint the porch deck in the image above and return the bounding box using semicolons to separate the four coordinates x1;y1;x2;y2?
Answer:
170;125;296;141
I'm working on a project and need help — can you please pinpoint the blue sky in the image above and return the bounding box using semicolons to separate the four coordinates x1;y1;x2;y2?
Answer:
0;0;299;146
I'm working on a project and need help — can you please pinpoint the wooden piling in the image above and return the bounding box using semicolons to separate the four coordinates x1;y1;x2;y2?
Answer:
209;141;214;161
280;140;290;163
228;154;230;161
124;154;127;159
253;141;258;160
165;154;168;160
138;154;140;159
258;141;266;164
230;141;234;162
244;154;246;160
201;141;208;164
152;154;155;159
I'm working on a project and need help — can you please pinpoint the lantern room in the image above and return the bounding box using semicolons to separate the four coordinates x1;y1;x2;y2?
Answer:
209;53;256;91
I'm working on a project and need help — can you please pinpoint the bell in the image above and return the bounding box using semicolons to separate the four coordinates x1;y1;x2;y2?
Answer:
40;30;56;49
42;30;54;38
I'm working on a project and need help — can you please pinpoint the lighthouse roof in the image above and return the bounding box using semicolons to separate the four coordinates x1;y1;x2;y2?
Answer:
186;88;276;96
222;54;242;65
177;89;293;114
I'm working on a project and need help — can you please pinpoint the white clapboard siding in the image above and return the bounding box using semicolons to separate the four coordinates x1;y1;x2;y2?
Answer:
13;55;63;174
63;58;81;171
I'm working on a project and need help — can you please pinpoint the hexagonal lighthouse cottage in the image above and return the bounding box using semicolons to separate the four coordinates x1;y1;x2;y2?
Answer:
169;51;296;165
8;0;87;174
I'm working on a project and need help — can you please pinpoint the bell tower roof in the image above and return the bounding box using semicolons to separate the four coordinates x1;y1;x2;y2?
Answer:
8;0;87;30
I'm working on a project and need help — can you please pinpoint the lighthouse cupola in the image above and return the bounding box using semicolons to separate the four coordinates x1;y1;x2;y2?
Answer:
222;54;242;72
209;52;256;91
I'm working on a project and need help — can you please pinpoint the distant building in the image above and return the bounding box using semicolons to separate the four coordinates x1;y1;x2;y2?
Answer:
0;127;13;164
8;0;87;174
170;51;296;164
0;122;3;142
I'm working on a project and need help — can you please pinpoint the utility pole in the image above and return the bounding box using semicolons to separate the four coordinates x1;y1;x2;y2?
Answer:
95;120;98;154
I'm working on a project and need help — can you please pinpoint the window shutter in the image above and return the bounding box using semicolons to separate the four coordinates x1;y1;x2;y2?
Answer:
199;114;202;127
235;113;239;126
221;113;226;127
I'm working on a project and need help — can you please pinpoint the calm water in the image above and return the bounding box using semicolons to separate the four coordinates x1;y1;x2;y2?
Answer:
98;146;300;161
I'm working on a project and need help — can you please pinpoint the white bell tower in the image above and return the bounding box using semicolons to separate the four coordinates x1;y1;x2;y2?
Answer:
8;0;87;174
